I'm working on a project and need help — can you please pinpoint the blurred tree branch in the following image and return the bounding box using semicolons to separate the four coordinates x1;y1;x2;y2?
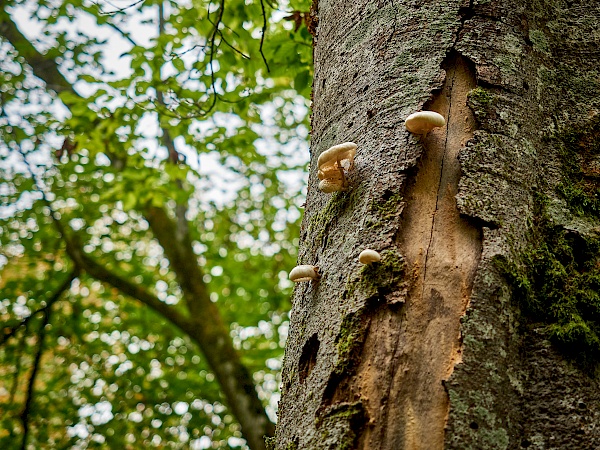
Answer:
0;2;77;96
1;270;78;346
19;284;61;450
0;6;277;448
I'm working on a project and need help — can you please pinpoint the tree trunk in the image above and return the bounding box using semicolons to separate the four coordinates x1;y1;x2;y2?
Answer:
275;0;600;448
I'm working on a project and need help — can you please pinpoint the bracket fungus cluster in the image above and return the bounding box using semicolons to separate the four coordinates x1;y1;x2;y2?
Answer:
289;265;320;283
405;111;446;135
358;249;381;265
317;142;357;193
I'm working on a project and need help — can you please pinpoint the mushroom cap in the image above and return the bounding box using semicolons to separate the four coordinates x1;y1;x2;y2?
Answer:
317;142;358;169
359;249;381;264
405;111;446;134
289;265;320;282
318;179;344;193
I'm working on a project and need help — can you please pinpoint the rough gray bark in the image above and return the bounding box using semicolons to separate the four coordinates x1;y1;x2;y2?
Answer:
276;0;600;448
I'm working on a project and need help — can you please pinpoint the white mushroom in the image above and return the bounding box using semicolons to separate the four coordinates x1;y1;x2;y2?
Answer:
317;142;357;171
318;179;344;193
404;111;446;135
317;142;357;193
289;265;320;282
358;249;381;265
317;167;343;181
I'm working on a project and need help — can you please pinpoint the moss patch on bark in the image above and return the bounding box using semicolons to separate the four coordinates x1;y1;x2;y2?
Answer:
367;191;404;227
555;116;600;217
314;402;364;450
333;310;369;377
344;249;406;300
495;194;600;368
468;86;495;106
308;188;362;247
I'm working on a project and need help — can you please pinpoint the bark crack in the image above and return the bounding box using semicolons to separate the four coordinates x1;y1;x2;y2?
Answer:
421;69;458;301
452;0;475;50
353;53;482;449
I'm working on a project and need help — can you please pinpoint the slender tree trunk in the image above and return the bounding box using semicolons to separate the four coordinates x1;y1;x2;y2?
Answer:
276;0;600;448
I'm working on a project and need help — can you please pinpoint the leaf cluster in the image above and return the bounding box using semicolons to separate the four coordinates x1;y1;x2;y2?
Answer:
0;0;313;447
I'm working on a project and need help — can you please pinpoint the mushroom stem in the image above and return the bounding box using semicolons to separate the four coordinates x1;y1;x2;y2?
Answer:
337;164;347;189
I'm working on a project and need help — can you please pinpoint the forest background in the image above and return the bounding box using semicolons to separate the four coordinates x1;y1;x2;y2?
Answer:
0;0;312;448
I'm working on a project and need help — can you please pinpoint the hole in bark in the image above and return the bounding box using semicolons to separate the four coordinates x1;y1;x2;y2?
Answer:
348;122;354;128
353;72;358;79
469;421;479;430
299;333;320;383
362;85;369;93
322;78;326;88
457;6;474;20
521;439;531;447
382;189;394;201
462;213;500;230
523;81;529;91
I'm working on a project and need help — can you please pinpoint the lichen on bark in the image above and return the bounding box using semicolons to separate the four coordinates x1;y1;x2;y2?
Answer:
277;0;600;448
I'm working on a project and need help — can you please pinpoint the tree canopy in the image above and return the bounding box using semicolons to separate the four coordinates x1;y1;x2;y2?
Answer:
0;0;312;448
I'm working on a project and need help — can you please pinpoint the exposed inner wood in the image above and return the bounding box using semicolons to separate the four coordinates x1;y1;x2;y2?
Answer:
355;55;482;449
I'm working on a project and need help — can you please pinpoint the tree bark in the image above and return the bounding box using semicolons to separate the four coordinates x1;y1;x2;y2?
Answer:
276;0;600;448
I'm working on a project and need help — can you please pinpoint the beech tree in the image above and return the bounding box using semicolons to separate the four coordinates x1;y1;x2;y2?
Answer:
275;0;600;448
0;1;311;449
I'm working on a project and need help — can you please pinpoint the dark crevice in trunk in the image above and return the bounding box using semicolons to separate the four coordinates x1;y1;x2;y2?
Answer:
299;333;321;383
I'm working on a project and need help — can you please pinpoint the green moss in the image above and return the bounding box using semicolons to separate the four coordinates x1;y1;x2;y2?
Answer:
529;29;550;54
264;437;275;450
557;116;600;217
334;310;368;376
309;189;360;246
345;249;406;299
368;192;404;227
334;251;406;373
468;87;495;106
555;116;600;217
495;194;600;367
326;401;363;421
314;401;364;449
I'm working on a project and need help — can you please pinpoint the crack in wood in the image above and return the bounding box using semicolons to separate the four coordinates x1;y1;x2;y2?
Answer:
347;53;484;450
420;67;459;302
393;52;483;450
